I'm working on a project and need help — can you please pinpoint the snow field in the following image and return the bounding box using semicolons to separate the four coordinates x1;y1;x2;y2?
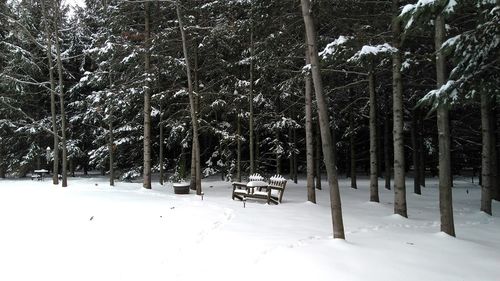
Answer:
0;176;498;281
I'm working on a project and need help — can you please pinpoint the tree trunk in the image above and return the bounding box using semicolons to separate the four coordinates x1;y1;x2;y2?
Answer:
305;48;315;202
436;14;455;235
315;122;322;190
109;118;114;186
419;114;426;187
301;0;345;239
276;131;281;175
53;1;68;187
289;125;294;180
411;108;421;194
177;0;202;195
368;64;379;202
481;93;492;215
143;1;152;189
489;102;498;201
159;112;164;185
349;108;357;189
392;0;407;217
293;127;298;183
249;4;255;174
41;0;59;185
236;112;242;182
384;101;391;190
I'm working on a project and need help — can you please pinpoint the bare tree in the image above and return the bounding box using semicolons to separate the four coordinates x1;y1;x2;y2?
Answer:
368;62;379;202
481;93;492;215
301;0;345;239
53;0;68;187
435;13;455;235
176;0;201;195
143;0;152;189
392;0;407;217
40;0;59;185
249;2;255;174
304;48;315;203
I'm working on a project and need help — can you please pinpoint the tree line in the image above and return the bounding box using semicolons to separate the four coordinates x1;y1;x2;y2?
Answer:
0;0;498;239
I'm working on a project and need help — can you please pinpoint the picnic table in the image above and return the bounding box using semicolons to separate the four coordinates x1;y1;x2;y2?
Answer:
32;169;49;181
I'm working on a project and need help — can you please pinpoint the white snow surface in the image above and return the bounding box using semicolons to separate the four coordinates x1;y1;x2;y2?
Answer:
0;176;499;281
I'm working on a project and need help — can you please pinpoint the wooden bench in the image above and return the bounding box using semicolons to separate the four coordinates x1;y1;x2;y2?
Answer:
232;174;264;201
232;174;287;205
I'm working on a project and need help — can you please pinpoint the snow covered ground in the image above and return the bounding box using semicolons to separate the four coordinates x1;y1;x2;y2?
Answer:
0;175;498;281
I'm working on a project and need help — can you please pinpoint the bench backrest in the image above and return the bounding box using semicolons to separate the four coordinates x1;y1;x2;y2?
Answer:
249;173;264;182
269;175;286;187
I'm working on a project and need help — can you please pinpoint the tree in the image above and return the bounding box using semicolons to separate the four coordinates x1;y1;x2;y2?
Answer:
301;0;345;239
176;0;202;195
143;0;152;189
392;0;407;218
40;0;59;185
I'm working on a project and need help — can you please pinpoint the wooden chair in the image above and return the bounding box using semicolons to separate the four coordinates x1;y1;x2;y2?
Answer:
264;175;287;204
232;173;264;201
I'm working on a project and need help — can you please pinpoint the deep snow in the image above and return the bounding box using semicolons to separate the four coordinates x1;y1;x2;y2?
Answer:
0;175;498;281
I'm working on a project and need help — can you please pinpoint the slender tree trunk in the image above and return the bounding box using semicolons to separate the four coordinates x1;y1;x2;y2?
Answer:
301;0;345;239
368;64;379;202
384;101;391;190
143;1;152;189
177;0;202;195
41;0;59;185
419;114;426;187
412;108;421;194
276;131;281;175
489;102;498;201
305;49;315;202
293;128;298;183
392;0;407;217
53;0;68;187
159;113;164;185
436;14;455;235
109;117;114;186
236;112;242;182
349;109;357;189
481;93;492;215
249;4;255;174
315;122;322;190
289;125;294;180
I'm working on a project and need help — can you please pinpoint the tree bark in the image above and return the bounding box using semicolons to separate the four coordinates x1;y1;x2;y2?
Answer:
436;14;455;235
481;93;492;215
419;115;426;187
236;112;242;182
315;122;322;190
177;0;202;195
349;108;357;189
41;0;59;185
305;48;316;202
368;64;379;202
489;102;498;201
143;0;152;189
159;112;164;185
384;100;391;190
109;116;114;186
411;108;421;195
392;0;407;217
249;3;255;175
301;0;345;239
293;127;298;183
53;0;68;187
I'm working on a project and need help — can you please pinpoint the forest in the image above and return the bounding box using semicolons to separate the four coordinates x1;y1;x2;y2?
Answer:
0;0;499;241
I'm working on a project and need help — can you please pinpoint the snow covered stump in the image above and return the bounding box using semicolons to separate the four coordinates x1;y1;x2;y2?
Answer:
172;182;190;194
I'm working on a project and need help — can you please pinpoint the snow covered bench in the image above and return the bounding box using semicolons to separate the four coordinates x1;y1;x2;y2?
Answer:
232;174;264;201
232;174;287;205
